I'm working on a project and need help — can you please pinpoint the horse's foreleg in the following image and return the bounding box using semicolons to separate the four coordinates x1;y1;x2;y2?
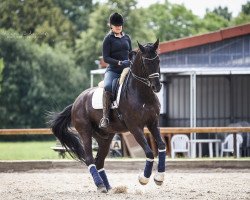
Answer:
147;122;166;185
130;128;154;185
95;134;114;191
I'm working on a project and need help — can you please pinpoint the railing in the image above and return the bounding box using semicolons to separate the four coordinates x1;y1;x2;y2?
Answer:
1;127;250;158
0;128;51;135
144;127;250;158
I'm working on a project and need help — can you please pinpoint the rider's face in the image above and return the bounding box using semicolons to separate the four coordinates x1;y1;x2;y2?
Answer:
111;25;122;34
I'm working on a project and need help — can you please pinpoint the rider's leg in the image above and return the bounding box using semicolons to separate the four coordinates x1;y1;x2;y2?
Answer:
99;71;119;128
99;90;113;128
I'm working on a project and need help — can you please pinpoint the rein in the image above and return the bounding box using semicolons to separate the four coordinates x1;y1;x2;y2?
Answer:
130;54;160;87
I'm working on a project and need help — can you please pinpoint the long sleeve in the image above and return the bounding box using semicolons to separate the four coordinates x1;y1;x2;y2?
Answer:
102;36;119;66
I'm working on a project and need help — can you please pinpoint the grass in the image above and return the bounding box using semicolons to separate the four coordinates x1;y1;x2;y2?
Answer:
1;141;249;161
0;141;66;160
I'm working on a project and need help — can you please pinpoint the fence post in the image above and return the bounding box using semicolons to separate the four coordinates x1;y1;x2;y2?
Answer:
233;132;237;158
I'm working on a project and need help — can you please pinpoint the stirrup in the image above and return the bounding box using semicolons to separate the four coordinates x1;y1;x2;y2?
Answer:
99;117;110;128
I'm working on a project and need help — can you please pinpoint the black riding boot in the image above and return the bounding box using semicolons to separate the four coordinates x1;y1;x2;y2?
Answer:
99;91;113;128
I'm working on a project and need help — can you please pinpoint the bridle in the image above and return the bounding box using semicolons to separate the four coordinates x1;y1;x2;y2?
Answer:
130;53;160;87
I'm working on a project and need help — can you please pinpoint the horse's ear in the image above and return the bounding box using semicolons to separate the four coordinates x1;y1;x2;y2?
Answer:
153;38;159;51
137;41;145;53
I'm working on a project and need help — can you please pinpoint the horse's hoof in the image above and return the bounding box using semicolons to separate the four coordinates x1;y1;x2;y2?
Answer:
154;172;165;186
139;180;148;185
97;185;108;193
138;173;149;185
107;186;112;191
154;179;163;186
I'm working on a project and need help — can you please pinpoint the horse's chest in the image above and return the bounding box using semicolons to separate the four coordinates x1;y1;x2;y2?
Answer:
136;103;159;120
121;94;160;121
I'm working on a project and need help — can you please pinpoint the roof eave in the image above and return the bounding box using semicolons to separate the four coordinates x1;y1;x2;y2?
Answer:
159;23;250;54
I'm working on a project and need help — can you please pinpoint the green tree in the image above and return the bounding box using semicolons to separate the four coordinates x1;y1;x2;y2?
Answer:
75;4;111;74
0;0;76;47
211;6;232;21
0;58;4;92
53;0;94;33
242;1;250;15
232;12;250;25
232;1;250;25
145;2;200;41
0;29;86;128
107;0;137;17
200;12;230;33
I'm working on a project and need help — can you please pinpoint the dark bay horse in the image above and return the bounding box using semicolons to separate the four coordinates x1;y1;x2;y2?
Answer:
48;39;166;193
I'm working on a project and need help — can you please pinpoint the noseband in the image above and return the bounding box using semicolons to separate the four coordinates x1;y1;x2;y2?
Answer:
130;54;160;87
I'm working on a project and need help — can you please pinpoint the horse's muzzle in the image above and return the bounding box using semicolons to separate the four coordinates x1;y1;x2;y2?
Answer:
152;83;162;93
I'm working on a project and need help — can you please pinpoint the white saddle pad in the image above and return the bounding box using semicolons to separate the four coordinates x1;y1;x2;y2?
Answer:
92;84;123;109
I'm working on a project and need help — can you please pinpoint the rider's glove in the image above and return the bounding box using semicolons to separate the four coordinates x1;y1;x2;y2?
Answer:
120;60;131;67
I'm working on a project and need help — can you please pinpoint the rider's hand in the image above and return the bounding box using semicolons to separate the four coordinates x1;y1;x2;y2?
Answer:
120;60;131;67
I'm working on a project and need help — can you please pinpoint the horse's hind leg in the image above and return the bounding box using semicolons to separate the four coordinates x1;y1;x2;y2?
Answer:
147;121;166;185
75;125;107;193
94;133;115;191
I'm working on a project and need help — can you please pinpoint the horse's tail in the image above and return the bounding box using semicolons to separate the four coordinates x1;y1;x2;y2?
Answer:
47;104;85;163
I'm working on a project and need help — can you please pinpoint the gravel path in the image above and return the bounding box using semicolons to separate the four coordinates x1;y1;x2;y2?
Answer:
1;168;250;200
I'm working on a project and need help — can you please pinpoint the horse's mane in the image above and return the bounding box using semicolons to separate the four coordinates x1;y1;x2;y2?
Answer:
129;50;138;63
129;43;157;64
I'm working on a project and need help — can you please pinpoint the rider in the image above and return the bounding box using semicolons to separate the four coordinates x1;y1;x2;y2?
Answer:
99;12;132;128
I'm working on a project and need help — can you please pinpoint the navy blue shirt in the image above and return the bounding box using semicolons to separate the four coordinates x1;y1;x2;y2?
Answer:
102;31;132;74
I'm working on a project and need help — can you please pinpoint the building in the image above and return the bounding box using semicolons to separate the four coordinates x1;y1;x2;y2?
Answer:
159;23;250;130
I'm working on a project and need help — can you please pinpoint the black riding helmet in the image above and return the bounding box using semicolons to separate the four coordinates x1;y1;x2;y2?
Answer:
109;12;124;26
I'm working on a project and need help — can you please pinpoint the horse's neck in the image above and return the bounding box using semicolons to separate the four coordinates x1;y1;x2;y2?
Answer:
127;55;155;102
130;53;145;78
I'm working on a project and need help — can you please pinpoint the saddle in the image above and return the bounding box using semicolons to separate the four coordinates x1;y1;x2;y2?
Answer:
92;68;130;110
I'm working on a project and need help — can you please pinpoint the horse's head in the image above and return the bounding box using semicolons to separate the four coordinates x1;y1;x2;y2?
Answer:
137;39;162;93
